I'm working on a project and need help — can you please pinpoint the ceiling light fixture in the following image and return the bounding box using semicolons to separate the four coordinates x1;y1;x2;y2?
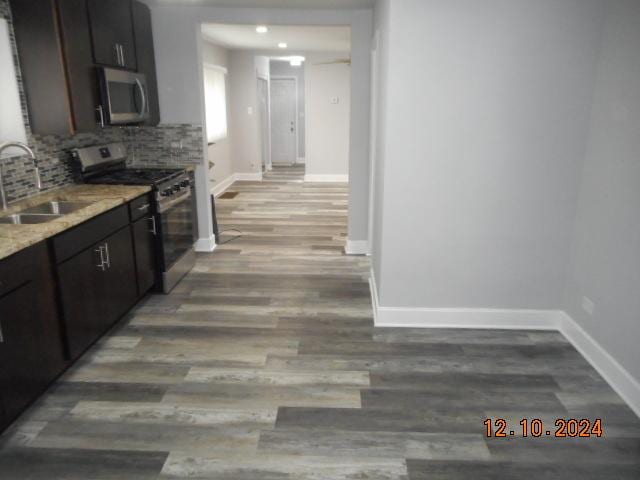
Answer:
289;56;304;67
278;42;288;49
256;25;268;34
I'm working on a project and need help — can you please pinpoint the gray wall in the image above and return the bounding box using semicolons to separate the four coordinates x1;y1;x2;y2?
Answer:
372;0;605;308
270;60;305;159
150;5;372;243
228;50;269;175
564;0;640;382
304;52;351;177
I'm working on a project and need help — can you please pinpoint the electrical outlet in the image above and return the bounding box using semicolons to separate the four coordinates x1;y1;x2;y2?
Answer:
581;296;595;316
330;96;339;104
247;106;253;115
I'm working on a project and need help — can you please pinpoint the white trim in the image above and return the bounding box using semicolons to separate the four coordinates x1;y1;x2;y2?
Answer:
558;312;640;418
369;268;380;326
345;239;369;256
367;267;640;418
304;174;349;183
296;157;306;164
194;235;217;253
235;172;263;181
211;174;236;197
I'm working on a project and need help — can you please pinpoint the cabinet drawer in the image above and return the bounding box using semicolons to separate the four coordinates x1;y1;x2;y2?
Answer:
0;243;47;297
52;205;129;263
129;194;152;221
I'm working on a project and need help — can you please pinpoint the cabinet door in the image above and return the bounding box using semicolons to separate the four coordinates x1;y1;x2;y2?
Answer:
132;217;157;296
132;0;160;125
56;0;101;133
9;0;72;135
102;226;139;319
57;242;111;360
0;247;65;430
87;0;137;70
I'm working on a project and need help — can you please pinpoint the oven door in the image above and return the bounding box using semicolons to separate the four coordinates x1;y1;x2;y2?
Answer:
156;187;195;292
99;67;150;125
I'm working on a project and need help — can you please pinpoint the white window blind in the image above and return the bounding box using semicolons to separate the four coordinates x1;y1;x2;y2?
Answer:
203;64;228;143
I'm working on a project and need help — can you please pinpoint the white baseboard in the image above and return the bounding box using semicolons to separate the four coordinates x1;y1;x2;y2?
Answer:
558;312;640;418
235;172;263;181
211;174;236;197
194;235;217;253
368;267;640;418
304;174;349;183
345;239;369;255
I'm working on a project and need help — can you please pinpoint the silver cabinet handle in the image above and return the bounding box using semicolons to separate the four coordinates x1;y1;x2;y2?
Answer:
149;216;157;236
137;203;150;211
103;242;111;269
120;45;125;67
113;44;120;65
96;105;105;127
96;245;106;271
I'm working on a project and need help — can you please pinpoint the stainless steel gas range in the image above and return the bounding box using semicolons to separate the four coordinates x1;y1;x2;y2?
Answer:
71;143;195;293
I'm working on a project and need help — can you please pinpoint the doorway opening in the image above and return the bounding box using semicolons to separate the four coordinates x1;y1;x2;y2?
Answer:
199;23;351;192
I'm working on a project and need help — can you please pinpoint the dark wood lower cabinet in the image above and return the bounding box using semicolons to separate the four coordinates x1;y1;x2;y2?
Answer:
132;216;157;296
57;226;138;360
1;195;154;432
0;243;66;431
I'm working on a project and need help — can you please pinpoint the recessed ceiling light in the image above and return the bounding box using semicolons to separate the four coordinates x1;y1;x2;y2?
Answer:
278;42;288;49
256;25;268;34
290;56;304;67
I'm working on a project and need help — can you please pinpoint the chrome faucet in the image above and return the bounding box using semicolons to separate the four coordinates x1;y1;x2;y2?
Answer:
0;141;41;210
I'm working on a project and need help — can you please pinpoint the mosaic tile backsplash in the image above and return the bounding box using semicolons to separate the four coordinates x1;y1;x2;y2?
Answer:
0;0;203;203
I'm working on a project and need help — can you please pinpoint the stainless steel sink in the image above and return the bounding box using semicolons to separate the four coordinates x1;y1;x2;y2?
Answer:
0;213;62;224
21;201;91;215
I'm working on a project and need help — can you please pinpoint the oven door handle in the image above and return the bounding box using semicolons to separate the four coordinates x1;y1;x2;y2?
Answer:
157;188;191;214
135;78;147;119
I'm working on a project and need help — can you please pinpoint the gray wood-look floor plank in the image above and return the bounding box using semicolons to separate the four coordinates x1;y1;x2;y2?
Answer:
1;165;637;478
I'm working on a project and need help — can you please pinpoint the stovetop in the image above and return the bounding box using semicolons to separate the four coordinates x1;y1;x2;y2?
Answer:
85;168;185;187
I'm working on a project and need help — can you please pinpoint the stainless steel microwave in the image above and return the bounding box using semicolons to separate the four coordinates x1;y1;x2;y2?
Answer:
97;67;150;125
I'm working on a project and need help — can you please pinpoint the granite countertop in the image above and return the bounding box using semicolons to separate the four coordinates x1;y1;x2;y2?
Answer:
0;184;151;261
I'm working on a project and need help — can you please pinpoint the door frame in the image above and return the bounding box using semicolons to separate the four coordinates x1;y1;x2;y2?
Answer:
270;75;300;164
256;74;272;171
367;31;380;256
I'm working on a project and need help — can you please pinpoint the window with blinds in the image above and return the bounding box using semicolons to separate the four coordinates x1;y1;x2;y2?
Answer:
203;64;228;143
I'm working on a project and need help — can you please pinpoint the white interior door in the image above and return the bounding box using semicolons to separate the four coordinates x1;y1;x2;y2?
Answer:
270;78;297;164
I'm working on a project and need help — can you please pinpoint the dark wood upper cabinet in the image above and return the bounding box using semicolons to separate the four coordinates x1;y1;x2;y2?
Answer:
10;0;74;135
11;0;100;134
132;0;160;125
87;0;137;70
56;0;101;132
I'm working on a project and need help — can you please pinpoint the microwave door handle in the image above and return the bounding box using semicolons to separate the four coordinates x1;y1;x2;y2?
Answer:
135;78;147;119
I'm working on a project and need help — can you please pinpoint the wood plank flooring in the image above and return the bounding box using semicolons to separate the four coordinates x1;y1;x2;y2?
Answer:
1;165;638;479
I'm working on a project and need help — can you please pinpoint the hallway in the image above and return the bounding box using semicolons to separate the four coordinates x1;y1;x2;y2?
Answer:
0;166;638;478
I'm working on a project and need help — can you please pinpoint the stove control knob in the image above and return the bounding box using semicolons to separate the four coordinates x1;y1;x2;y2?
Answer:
173;184;182;192
162;189;173;197
180;180;190;188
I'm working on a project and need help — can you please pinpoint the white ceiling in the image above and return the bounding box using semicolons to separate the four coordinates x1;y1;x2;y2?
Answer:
201;24;351;52
150;0;374;8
